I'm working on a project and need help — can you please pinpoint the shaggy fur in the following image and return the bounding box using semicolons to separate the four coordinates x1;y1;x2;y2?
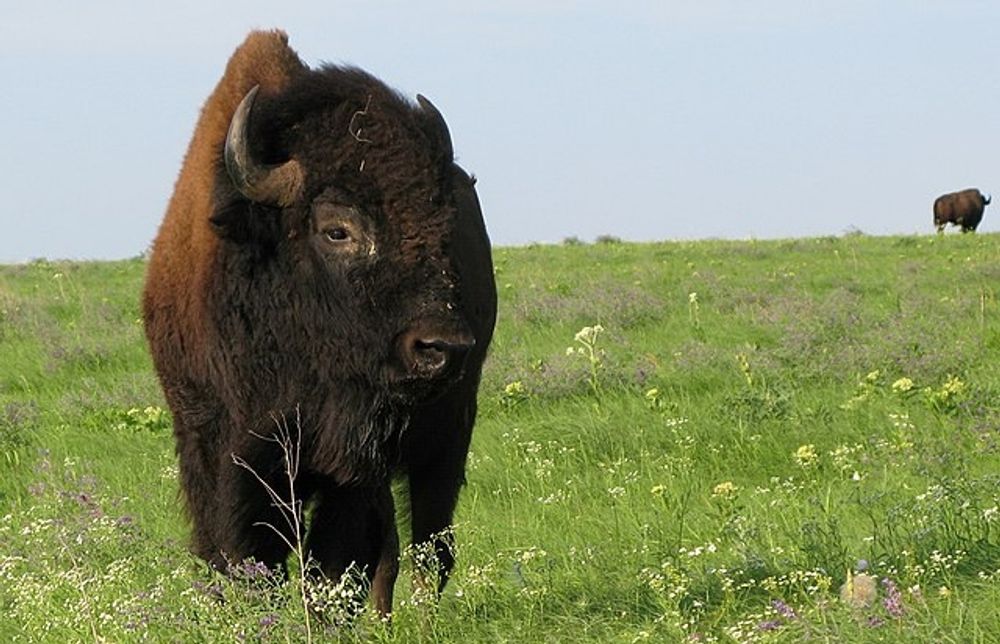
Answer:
934;188;990;232
142;30;496;614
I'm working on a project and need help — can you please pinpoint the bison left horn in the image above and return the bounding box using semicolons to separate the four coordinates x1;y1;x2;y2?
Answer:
224;85;305;207
417;94;454;161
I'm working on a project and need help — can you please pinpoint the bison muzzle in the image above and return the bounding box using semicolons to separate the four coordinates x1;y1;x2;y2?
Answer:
142;30;497;615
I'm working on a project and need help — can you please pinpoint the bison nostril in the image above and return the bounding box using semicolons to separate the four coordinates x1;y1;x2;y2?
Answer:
407;335;475;377
413;339;448;372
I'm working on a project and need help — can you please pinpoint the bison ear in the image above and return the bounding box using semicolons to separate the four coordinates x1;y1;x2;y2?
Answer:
417;94;454;161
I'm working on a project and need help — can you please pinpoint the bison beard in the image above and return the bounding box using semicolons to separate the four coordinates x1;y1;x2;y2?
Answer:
142;30;496;615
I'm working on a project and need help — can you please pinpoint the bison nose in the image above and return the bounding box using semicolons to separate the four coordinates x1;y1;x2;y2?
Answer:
400;330;476;379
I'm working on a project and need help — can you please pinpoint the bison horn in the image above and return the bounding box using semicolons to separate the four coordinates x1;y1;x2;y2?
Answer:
417;94;454;161
224;85;305;207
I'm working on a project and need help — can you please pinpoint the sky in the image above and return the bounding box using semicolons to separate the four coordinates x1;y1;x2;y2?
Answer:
1;1;997;262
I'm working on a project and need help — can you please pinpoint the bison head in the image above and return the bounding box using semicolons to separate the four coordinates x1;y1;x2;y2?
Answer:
211;72;484;405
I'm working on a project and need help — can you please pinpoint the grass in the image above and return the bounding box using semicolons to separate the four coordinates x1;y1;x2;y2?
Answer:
2;233;1000;642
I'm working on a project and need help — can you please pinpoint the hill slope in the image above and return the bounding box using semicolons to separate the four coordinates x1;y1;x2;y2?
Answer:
2;234;999;641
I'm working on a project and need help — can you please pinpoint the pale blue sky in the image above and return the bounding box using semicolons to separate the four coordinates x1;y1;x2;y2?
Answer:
1;2;997;262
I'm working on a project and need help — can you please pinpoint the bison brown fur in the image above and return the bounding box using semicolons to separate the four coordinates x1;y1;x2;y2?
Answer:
142;30;497;614
934;188;990;233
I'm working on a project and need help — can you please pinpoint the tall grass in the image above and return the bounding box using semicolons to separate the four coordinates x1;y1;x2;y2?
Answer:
2;234;1000;641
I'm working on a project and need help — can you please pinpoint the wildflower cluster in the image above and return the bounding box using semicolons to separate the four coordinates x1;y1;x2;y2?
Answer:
114;406;169;433
688;292;704;338
679;542;718;559
499;379;529;410
599;456;640;495
827;443;865;480
757;569;834;598
793;444;818;468
841;369;884;409
402;527;458;608
736;352;753;386
566;324;606;397
748;600;798;638
924;374;966;412
0;463;173;639
304;566;368;627
508;546;549;598
639;560;692;604
882;577;904;618
891;377;915;394
843;369;969;414
711;481;739;500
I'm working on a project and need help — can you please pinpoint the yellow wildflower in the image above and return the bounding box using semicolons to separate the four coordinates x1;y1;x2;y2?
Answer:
712;481;739;499
794;444;818;468
891;377;914;393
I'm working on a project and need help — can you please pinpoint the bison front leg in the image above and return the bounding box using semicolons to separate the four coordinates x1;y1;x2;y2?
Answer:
408;469;464;594
306;483;399;616
175;443;221;565
405;396;476;595
167;387;267;570
212;458;300;575
370;486;400;615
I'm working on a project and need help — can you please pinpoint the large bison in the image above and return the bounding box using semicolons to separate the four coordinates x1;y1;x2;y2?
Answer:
933;188;990;232
142;30;496;614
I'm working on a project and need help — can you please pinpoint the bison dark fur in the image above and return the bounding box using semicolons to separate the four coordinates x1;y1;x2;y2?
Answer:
142;30;496;614
934;188;990;233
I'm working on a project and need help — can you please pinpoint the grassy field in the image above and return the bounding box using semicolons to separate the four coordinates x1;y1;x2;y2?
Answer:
2;233;1000;642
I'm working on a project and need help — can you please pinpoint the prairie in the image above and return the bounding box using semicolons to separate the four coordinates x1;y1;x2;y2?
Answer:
2;233;999;642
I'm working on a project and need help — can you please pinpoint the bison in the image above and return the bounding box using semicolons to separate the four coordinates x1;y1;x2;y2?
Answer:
933;188;990;233
142;30;496;614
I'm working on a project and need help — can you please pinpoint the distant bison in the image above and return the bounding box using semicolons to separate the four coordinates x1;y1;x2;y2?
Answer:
142;30;497;614
934;188;991;232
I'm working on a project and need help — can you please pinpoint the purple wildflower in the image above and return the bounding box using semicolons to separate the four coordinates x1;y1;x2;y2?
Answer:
867;615;885;628
248;560;272;578
232;559;272;580
882;578;904;618
226;559;272;580
771;599;797;620
757;619;782;632
260;614;278;627
192;580;225;600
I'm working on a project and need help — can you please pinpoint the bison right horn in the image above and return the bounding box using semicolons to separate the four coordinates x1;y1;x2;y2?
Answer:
417;94;454;161
224;85;305;207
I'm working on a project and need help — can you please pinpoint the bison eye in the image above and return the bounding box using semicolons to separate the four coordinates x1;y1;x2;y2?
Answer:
324;227;350;243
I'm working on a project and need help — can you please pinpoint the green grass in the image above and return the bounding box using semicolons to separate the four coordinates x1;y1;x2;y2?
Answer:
2;234;1000;642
